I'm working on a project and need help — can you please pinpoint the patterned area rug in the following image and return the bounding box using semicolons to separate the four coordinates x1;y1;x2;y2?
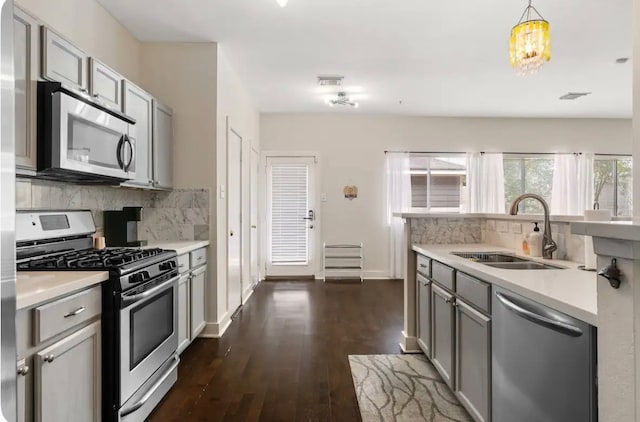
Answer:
349;354;472;422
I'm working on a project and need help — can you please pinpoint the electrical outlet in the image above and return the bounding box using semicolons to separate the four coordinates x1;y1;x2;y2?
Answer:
321;193;327;202
220;185;226;199
510;223;522;234
487;220;496;231
497;221;509;233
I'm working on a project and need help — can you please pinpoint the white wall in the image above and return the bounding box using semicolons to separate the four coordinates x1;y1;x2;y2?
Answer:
17;0;142;83
260;114;632;278
215;46;260;329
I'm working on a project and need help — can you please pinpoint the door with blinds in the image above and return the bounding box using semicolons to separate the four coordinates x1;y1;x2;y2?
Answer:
266;156;316;277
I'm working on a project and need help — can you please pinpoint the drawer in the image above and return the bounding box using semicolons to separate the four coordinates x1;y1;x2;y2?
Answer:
456;272;491;314
431;260;455;291
190;248;207;268
416;255;430;277
34;286;101;344
177;254;190;274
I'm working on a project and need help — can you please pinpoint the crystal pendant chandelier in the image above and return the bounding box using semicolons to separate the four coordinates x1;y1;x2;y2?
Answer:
510;0;550;75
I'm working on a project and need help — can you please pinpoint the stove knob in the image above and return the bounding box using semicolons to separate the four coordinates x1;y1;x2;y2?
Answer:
159;261;176;271
130;272;147;284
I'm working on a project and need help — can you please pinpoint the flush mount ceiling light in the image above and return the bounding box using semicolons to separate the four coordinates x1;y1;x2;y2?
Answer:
559;92;591;100
317;76;344;87
326;92;359;108
510;0;550;75
276;0;288;7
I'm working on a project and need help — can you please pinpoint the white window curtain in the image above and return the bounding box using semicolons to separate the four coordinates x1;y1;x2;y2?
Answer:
466;152;505;213
551;153;594;215
385;152;411;278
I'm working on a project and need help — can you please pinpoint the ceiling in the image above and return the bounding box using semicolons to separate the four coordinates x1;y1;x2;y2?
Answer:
97;0;632;118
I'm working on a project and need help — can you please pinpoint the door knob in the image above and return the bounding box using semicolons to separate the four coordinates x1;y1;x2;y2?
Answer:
230;231;234;237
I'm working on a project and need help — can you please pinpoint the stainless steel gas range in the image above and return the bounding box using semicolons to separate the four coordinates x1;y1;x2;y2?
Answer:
16;210;179;422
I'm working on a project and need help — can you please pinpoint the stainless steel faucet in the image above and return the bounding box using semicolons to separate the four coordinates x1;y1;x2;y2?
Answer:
509;193;558;259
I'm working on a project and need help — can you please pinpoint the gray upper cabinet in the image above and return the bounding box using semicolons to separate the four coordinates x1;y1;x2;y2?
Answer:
417;273;432;358
122;81;153;188
455;299;491;422
35;321;101;422
152;100;174;190
431;283;455;389
89;57;122;109
41;26;87;91
14;7;39;173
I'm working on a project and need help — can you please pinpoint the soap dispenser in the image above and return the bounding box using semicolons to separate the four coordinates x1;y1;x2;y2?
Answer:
528;222;543;258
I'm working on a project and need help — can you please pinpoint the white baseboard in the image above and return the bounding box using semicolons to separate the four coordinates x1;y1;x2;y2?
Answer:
399;331;422;354
200;312;232;338
242;285;254;305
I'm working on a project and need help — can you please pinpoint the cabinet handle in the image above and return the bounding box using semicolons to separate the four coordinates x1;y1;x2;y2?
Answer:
64;307;86;318
17;366;29;376
43;355;55;363
445;297;453;304
419;264;427;268
79;88;88;93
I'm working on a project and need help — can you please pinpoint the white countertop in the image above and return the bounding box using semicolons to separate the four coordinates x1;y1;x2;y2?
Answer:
571;220;640;242
144;240;209;256
413;243;598;326
17;271;109;310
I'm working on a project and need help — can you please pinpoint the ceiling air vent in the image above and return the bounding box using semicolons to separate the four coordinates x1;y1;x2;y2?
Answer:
317;76;344;86
559;92;591;100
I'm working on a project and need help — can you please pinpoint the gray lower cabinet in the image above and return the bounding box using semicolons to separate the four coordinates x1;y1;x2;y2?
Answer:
152;100;174;189
35;321;101;422
190;265;207;339
177;273;191;354
455;299;491;422
17;358;29;422
431;283;455;389
417;273;431;357
14;7;39;173
122;81;154;188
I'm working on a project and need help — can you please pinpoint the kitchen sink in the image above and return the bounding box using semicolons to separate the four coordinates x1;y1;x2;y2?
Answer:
484;262;565;270
451;252;565;270
451;252;529;263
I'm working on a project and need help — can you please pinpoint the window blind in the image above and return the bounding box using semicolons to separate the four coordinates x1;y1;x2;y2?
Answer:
270;163;309;264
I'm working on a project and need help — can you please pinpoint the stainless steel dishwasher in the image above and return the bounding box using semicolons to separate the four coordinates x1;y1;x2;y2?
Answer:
492;286;597;422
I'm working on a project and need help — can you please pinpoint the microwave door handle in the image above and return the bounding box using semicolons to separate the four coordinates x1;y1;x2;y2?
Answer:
116;135;125;170
123;135;134;172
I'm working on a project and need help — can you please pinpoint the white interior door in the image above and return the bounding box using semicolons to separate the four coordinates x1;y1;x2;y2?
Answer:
227;126;242;315
250;149;260;286
266;156;317;277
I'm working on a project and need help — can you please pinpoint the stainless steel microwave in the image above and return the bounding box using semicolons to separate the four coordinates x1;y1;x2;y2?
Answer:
37;81;137;184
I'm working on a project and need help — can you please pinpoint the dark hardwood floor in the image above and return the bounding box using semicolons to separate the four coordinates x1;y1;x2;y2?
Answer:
149;279;403;422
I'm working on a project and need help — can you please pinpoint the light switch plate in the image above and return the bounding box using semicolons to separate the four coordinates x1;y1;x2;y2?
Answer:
497;221;509;233
321;193;327;202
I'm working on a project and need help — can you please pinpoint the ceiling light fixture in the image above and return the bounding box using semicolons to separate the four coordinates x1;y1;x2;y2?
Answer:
326;92;359;108
317;76;344;86
276;0;288;8
559;92;591;100
510;0;550;75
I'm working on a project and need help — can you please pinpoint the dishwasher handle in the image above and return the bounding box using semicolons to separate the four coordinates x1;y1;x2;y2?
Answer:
495;291;583;338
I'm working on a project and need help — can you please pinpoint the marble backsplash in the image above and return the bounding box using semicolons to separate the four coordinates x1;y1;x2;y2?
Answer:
410;218;483;245
17;178;210;241
482;218;585;263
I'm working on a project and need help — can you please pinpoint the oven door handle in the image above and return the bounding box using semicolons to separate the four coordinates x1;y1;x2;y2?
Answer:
121;275;179;308
119;355;180;417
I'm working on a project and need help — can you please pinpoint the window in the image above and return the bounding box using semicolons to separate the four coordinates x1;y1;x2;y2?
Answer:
410;155;466;211
503;155;554;213
594;156;633;217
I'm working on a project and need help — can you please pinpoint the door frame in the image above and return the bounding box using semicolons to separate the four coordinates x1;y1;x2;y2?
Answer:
226;119;243;313
262;151;321;278
250;147;260;287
